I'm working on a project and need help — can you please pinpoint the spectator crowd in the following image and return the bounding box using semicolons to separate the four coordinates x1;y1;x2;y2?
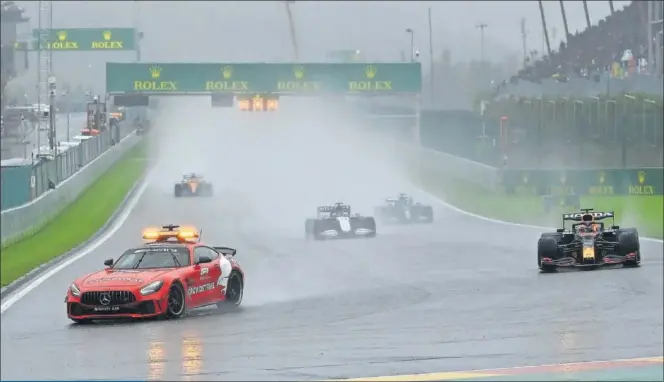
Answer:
515;1;663;85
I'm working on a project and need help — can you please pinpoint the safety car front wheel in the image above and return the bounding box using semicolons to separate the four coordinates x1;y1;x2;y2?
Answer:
166;283;187;318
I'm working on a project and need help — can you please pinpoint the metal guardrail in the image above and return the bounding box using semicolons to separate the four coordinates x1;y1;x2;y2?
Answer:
1;123;135;210
499;73;664;99
0;130;142;246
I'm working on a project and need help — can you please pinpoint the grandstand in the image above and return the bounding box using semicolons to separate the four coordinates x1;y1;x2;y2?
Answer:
504;1;663;97
470;1;664;170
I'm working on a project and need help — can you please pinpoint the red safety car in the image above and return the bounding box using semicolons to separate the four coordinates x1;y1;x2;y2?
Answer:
65;225;244;324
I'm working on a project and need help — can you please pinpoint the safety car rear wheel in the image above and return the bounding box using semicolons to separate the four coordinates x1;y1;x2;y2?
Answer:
217;271;243;311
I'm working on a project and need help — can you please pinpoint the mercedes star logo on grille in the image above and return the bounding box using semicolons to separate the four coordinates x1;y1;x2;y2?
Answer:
99;293;111;306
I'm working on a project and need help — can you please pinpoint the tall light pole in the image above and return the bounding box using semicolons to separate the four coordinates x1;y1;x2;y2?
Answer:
133;0;142;62
476;23;488;65
559;0;570;43
648;0;654;74
520;18;528;66
284;1;299;61
405;28;414;61
538;0;552;58
428;7;435;102
36;0;53;155
62;90;70;141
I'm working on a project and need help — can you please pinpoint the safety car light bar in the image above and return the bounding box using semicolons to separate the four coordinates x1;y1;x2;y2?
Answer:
142;226;200;242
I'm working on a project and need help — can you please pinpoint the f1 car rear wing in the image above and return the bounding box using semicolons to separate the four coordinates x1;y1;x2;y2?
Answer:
562;209;615;227
183;173;202;180
317;205;351;212
317;204;351;218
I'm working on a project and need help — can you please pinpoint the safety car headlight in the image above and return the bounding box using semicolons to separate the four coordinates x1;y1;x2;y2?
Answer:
70;283;81;297
140;280;163;296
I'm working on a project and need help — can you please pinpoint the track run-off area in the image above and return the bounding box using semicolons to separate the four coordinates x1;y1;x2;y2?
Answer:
1;98;662;381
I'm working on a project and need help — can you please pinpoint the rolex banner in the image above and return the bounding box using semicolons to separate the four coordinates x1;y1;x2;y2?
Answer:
501;168;664;196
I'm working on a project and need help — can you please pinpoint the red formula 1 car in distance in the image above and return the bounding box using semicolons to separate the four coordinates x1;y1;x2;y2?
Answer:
65;225;244;324
537;208;641;272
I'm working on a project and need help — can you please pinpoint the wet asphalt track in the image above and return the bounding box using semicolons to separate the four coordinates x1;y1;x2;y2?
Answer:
1;105;662;381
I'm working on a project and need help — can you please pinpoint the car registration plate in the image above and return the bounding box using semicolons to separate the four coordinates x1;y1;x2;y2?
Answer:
93;306;120;312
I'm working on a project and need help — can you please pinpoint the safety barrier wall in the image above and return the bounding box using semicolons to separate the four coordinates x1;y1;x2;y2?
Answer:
1;130;142;246
502;168;664;196
499;73;664;99
1;123;135;210
364;104;663;195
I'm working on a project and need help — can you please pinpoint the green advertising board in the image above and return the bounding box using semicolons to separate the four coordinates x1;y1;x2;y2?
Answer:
502;168;664;196
30;28;136;51
105;62;422;94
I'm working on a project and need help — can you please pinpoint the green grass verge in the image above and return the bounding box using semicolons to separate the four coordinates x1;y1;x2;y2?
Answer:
0;142;148;287
415;167;663;239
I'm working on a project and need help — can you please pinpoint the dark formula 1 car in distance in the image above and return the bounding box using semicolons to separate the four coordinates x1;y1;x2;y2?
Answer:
174;173;213;197
374;193;433;224
537;208;640;272
305;202;376;240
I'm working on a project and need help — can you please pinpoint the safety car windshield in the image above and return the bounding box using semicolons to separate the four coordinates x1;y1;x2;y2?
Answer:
113;247;191;269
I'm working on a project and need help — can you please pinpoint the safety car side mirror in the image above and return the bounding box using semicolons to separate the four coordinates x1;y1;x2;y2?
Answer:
104;258;113;267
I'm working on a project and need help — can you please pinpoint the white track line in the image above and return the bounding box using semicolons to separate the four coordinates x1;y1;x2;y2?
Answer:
2;169;660;314
416;188;664;244
0;172;153;314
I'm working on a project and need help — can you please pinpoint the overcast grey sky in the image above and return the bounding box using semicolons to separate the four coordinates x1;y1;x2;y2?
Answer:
10;0;629;93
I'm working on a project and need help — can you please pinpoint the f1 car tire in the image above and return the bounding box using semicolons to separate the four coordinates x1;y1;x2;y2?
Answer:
420;205;434;223
204;184;214;197
540;232;561;240
374;207;386;222
354;216;377;237
174;184;182;198
217;271;244;311
537;237;559;272
311;219;335;240
617;229;640;266
166;282;187;319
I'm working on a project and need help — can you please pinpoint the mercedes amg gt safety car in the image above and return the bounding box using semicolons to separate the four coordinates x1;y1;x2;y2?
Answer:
174;173;213;197
537;208;640;272
305;202;376;240
65;225;244;324
374;193;433;224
